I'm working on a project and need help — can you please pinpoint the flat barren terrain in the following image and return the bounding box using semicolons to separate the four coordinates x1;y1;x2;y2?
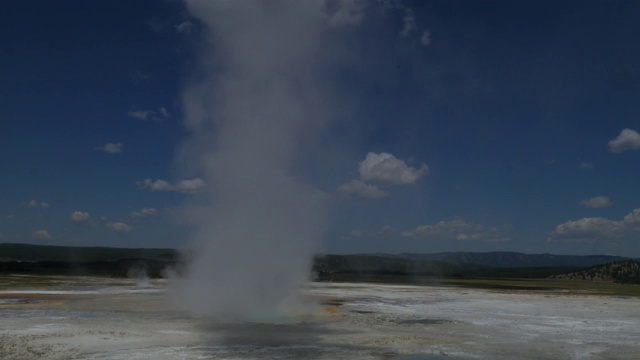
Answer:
1;275;638;359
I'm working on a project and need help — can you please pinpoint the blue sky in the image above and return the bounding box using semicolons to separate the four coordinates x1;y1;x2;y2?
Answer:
1;0;640;256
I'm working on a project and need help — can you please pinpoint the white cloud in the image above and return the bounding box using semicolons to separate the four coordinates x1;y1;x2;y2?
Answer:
338;179;388;199
402;218;511;242
338;152;427;199
137;178;206;195
6;214;14;220
175;178;206;194
138;179;173;191
130;207;159;218
608;128;640;153
106;222;132;235
548;208;640;242
400;8;416;37
175;20;194;34
420;30;431;46
32;229;52;239
380;225;396;234
26;200;49;208
359;152;428;185
547;217;624;242
580;196;612;208
70;211;90;223
95;142;124;154
128;107;170;121
128;109;153;121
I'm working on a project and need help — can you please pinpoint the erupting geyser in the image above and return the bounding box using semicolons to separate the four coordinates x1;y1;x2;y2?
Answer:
174;1;353;319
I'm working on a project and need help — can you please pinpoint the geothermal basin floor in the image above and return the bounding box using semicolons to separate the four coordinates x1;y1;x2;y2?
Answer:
0;275;639;359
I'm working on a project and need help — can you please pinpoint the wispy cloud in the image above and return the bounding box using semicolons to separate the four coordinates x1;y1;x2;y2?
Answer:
402;218;512;242
325;0;365;27
420;30;431;46
349;225;397;238
26;200;49;208
579;161;595;169
130;207;159;218
131;70;153;83
175;20;194;34
128;107;170;121
580;196;612;209
95;142;124;154
400;8;416;37
338;179;388;198
70;210;91;224
106;222;132;235
32;229;52;239
137;178;206;195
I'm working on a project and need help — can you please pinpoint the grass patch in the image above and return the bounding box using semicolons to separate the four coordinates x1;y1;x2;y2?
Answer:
324;274;640;297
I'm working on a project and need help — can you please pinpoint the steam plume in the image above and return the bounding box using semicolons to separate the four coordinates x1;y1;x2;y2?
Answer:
175;1;348;319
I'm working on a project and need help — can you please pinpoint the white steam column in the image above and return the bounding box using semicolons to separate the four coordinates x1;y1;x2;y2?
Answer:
175;1;355;320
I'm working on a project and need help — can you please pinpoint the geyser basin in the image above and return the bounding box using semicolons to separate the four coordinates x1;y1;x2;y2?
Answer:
2;275;640;359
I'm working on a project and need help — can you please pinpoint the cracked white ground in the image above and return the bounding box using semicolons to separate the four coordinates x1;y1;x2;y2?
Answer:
1;275;638;359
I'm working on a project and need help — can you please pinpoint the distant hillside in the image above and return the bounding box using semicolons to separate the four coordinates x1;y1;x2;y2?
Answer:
0;243;178;262
313;254;585;280
0;243;180;278
549;260;640;284
397;251;628;268
2;244;633;281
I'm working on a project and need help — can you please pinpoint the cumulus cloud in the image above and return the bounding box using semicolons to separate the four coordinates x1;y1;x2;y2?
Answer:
359;152;428;185
338;152;427;199
95;142;124;154
608;128;640;153
32;229;52;239
70;211;91;223
548;208;640;242
106;222;132;235
130;207;159;218
547;217;624;242
138;179;173;191
26;200;49;208
137;178;206;195
128;107;170;121
402;218;512;242
581;196;612;208
338;179;388;198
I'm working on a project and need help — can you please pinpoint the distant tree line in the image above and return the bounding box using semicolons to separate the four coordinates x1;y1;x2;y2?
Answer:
548;260;640;284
